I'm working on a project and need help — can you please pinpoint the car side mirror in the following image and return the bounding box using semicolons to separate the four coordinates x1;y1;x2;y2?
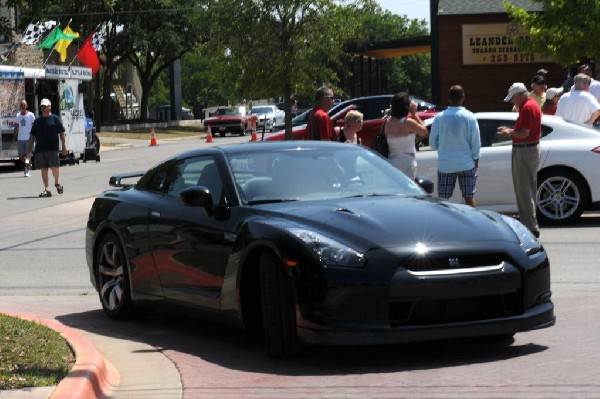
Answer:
415;176;434;195
181;186;214;212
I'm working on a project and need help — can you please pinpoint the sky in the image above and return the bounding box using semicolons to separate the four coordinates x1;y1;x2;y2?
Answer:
377;0;430;26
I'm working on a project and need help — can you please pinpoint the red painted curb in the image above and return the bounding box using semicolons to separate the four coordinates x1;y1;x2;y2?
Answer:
1;312;119;399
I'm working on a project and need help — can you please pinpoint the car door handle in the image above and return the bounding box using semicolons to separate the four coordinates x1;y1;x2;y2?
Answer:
150;210;161;218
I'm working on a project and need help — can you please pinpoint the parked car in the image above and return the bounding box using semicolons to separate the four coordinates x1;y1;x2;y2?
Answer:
250;104;285;132
86;141;554;358
204;106;258;137
264;94;441;146
271;108;312;131
418;113;600;225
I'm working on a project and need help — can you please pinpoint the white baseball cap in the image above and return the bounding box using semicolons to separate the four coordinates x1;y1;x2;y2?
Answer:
503;83;528;102
546;87;564;100
40;98;51;106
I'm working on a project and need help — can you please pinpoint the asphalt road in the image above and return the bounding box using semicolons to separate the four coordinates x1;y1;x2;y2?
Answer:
1;136;599;398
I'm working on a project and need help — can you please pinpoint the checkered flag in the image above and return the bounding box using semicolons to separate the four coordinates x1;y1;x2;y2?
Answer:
21;20;57;45
91;30;105;51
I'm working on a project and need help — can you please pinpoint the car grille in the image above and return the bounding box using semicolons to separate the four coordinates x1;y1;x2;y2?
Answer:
402;253;506;272
388;252;522;326
389;291;523;326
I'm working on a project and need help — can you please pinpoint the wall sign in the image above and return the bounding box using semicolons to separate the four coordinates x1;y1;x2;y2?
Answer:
462;23;552;65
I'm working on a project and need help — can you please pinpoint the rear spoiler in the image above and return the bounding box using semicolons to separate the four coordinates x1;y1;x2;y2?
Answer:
109;171;145;188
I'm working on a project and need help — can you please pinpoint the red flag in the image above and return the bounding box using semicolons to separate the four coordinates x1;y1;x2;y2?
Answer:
77;34;99;75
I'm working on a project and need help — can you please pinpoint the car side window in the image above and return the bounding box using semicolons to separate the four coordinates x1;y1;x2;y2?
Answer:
358;98;390;121
478;120;513;147
541;124;553;138
139;160;177;193
165;157;223;203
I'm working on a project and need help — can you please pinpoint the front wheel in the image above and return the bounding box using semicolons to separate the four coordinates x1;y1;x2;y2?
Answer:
96;233;133;320
260;252;298;358
536;169;588;225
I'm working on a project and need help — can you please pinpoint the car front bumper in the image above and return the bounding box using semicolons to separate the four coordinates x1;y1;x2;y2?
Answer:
298;301;554;345
293;248;554;346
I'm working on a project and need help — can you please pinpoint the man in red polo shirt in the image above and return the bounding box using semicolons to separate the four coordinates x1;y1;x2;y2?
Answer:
306;86;335;141
497;82;542;238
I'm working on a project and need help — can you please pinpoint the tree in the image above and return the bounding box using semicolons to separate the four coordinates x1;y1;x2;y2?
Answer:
209;0;348;139
504;0;600;66
334;0;430;99
121;0;206;120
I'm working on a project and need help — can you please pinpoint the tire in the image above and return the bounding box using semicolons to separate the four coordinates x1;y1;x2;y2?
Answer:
536;169;588;225
240;125;248;136
259;252;298;358
92;133;101;156
219;131;226;137
96;233;133;320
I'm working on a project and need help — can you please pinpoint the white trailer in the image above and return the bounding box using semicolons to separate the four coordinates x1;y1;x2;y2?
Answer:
0;65;98;166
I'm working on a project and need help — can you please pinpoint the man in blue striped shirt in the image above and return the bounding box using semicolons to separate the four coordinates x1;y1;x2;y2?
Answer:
429;85;481;207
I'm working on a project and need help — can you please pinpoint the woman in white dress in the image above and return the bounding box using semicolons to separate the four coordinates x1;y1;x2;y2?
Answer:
384;93;428;180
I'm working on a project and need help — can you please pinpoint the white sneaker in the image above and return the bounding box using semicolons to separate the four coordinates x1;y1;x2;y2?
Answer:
24;170;30;177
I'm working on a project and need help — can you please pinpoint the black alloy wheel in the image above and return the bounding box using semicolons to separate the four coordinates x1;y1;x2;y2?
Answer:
96;233;133;319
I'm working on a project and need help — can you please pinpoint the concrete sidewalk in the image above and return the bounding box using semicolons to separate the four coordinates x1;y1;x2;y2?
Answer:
0;306;181;399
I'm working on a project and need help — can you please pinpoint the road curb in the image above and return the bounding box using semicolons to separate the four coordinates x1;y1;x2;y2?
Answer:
1;312;119;399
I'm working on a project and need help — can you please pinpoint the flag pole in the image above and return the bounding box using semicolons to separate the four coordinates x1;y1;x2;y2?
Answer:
39;20;61;68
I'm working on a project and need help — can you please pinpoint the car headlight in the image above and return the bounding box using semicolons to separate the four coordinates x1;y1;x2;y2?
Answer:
287;228;365;268
500;215;542;256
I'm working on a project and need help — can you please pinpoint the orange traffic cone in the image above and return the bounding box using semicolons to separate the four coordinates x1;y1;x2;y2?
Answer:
205;125;214;143
149;128;158;146
250;129;258;142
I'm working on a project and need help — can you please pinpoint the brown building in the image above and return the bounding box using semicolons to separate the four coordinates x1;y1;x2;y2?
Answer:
432;0;568;111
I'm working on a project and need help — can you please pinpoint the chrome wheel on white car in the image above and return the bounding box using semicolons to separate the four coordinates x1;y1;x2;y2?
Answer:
536;170;588;225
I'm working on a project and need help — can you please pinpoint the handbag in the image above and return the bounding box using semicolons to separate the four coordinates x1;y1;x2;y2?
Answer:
370;119;389;157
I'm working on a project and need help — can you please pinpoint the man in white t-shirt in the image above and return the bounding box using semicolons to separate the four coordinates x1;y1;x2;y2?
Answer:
574;64;600;102
11;100;36;177
556;73;600;126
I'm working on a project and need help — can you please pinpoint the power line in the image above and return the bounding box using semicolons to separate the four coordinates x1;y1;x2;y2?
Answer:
30;7;200;19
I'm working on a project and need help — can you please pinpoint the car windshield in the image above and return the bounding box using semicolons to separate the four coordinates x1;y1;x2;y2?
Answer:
215;108;242;116
251;107;272;114
228;145;425;204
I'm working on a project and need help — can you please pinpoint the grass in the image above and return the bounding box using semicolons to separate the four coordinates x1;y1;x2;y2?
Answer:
0;314;75;390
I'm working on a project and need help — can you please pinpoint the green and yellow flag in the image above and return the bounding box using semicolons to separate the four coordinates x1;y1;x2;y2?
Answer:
36;26;77;50
54;25;79;62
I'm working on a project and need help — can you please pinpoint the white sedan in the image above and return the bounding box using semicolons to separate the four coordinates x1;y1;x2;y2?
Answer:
417;112;600;225
251;105;285;132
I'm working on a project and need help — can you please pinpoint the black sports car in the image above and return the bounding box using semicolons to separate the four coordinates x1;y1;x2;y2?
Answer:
86;141;555;357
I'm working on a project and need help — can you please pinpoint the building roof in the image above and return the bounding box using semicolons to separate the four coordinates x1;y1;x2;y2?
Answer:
438;0;542;16
345;36;431;60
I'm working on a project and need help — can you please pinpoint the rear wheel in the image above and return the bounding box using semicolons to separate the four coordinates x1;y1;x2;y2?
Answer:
260;252;299;358
92;133;101;159
536;169;588;225
96;233;133;320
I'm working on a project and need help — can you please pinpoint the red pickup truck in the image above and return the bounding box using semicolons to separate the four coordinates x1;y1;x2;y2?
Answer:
204;106;258;137
263;94;440;147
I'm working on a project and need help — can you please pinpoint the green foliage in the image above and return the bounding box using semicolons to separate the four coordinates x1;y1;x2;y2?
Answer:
504;0;600;66
0;314;74;390
334;0;431;100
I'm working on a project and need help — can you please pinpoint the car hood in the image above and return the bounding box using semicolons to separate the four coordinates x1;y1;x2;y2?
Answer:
254;196;516;249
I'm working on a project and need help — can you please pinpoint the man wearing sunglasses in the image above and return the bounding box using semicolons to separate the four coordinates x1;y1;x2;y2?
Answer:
307;86;335;141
